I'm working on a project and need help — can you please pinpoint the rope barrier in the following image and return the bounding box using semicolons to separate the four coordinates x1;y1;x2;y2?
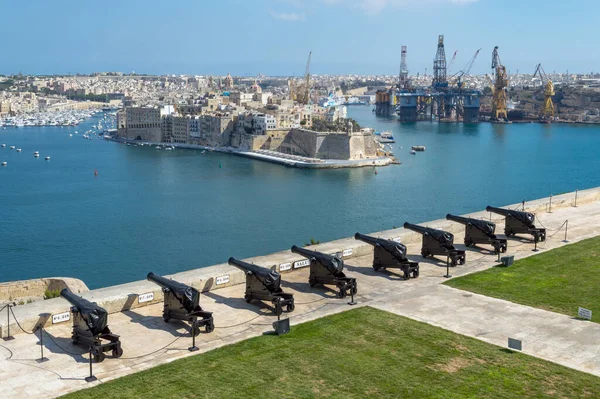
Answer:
41;329;88;357
546;220;568;239
214;314;263;329
118;332;186;360
9;306;34;335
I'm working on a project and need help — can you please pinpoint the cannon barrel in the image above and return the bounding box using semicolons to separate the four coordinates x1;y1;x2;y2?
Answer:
403;222;431;235
445;214;472;225
291;245;319;258
146;272;199;313
228;257;281;292
147;272;182;290
354;232;382;246
60;289;108;336
485;205;512;216
291;245;344;274
486;206;535;226
447;214;496;235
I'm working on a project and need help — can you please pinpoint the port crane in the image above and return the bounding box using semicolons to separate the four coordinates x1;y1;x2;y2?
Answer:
451;48;481;89
533;63;555;121
296;51;312;104
447;50;458;75
491;46;508;121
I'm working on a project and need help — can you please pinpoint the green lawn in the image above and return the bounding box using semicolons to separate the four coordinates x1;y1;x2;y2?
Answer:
445;236;600;321
63;307;600;399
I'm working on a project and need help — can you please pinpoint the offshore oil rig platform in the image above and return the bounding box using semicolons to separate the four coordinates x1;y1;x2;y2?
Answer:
376;35;483;123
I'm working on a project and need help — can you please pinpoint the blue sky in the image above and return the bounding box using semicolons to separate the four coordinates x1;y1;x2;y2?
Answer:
0;0;597;76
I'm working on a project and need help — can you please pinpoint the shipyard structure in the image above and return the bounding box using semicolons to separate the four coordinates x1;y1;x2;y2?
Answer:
377;36;482;123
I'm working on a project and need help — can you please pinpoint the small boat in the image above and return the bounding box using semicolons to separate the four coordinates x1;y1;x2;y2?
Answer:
164;147;173;151
1;144;5;148
9;145;15;149
411;146;426;152
34;153;40;158
1;161;6;166
69;134;73;137
155;146;161;150
16;148;21;152
410;150;416;155
33;151;39;155
45;156;50;160
378;131;395;144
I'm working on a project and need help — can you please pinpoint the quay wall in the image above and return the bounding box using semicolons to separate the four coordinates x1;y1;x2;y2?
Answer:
0;278;88;306
2;187;597;338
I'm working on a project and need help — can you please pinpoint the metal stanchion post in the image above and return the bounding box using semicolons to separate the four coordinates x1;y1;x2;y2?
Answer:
563;220;569;243
533;239;538;252
444;255;452;278
3;304;14;341
522;200;525;211
348;285;357;306
188;321;199;352
549;194;552;213
497;251;501;262
85;347;97;382
37;327;49;363
574;190;578;207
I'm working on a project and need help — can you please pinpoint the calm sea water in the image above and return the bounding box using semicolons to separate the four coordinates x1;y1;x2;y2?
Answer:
1;108;599;289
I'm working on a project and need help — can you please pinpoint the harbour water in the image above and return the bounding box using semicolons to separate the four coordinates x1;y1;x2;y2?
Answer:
1;108;599;289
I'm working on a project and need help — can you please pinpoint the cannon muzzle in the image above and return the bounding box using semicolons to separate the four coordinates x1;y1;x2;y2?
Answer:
354;232;380;246
403;222;429;235
60;289;108;336
485;205;510;216
446;214;471;225
228;257;281;292
291;245;316;258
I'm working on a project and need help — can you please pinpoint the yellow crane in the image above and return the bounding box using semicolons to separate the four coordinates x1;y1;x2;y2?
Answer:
533;63;555;121
491;46;508;121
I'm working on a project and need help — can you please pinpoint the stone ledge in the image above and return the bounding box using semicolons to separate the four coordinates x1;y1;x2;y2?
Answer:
0;187;596;338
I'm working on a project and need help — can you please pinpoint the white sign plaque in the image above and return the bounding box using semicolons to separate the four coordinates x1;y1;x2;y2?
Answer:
578;307;592;320
279;262;292;271
138;292;154;303
342;249;353;257
294;259;310;269
392;237;402;243
216;275;230;285
52;311;71;324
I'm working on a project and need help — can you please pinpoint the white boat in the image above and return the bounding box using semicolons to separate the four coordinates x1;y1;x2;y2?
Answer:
1;144;5;147
16;148;21;152
69;134;73;137
155;146;161;150
1;161;6;166
9;145;15;149
164;147;173;151
45;156;50;160
410;150;416;155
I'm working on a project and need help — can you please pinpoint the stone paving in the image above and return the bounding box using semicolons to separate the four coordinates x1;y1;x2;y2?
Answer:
0;197;599;398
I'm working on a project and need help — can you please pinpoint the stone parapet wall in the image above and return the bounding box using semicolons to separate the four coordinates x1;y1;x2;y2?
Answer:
1;187;596;338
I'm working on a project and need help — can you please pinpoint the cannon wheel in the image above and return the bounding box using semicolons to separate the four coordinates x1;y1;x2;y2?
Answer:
286;302;295;312
403;271;411;281
413;269;420;278
245;296;252;304
421;251;429;258
93;353;105;363
351;282;357;295
373;264;381;272
464;240;473;247
112;347;123;358
338;288;347;298
309;278;316;288
205;322;214;334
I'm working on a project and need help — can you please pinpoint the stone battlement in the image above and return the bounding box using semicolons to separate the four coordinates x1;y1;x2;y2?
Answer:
0;187;596;338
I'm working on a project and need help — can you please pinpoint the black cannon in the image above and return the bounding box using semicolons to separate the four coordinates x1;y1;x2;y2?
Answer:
403;223;466;266
147;273;214;336
228;257;295;315
291;245;357;298
60;289;123;363
486;206;546;243
446;214;507;254
354;233;419;279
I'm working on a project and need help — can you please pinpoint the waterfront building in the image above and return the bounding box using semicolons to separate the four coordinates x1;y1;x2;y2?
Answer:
224;73;234;89
117;107;162;142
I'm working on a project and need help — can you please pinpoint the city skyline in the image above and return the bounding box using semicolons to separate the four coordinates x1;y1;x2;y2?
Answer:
1;0;598;76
